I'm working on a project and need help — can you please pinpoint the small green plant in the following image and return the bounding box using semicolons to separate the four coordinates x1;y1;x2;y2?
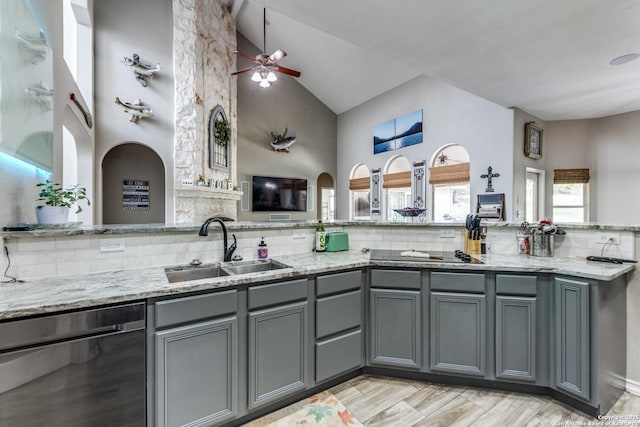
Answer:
36;179;91;214
214;118;231;146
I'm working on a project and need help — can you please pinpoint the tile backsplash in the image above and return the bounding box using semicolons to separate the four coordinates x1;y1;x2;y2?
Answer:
0;224;635;280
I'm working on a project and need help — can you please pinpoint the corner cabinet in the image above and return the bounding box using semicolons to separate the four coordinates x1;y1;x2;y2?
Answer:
247;279;309;409
153;290;239;427
554;277;589;400
369;270;421;369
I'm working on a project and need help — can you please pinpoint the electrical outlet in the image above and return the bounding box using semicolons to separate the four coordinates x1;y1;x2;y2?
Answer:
100;238;125;252
439;229;455;238
596;233;620;245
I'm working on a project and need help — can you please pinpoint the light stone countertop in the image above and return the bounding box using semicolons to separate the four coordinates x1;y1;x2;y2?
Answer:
0;251;633;321
3;220;640;239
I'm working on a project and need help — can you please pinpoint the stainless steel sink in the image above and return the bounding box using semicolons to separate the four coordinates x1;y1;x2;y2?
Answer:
164;265;230;283
221;259;289;275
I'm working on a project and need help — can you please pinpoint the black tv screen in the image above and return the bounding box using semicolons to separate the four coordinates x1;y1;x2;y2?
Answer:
252;176;307;212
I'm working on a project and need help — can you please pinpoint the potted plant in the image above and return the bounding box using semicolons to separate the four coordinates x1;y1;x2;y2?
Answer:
35;179;91;224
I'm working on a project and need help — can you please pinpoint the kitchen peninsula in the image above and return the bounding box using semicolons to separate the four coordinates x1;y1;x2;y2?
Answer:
0;221;634;425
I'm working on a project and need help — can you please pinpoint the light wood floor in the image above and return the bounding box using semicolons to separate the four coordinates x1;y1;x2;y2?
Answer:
329;375;640;426
256;374;640;426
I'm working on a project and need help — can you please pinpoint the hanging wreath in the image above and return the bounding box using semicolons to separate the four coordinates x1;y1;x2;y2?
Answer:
214;118;231;146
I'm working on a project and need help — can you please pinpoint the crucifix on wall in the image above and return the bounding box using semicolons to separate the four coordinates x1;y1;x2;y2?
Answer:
480;166;500;192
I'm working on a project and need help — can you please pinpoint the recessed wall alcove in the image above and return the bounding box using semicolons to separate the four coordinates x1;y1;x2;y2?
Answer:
102;143;165;224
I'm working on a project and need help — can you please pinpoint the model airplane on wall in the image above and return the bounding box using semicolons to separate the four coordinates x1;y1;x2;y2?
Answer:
25;81;53;110
14;29;48;64
121;54;160;87
115;97;153;123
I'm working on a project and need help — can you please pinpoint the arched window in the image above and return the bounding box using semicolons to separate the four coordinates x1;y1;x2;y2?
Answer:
383;156;412;221
430;145;470;222
349;163;370;220
209;105;230;172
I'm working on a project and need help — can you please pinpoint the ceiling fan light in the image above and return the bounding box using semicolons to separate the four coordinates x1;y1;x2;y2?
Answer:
266;71;277;82
251;71;262;82
259;79;270;88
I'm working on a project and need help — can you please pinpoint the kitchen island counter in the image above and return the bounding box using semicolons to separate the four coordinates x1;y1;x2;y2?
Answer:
0;251;632;320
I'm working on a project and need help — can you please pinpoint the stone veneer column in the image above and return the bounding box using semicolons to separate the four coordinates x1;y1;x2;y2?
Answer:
173;0;239;223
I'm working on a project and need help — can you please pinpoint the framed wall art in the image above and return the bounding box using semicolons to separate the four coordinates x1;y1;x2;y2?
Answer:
524;121;542;159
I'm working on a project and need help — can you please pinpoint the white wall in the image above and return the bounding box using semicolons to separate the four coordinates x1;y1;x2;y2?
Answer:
94;0;175;223
546;110;640;224
512;108;549;220
337;75;514;221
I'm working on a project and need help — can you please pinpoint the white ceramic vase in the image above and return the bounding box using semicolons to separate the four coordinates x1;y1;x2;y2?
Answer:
35;206;70;225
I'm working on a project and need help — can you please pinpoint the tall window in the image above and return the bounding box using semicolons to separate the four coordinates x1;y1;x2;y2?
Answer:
430;145;470;221
553;169;589;222
349;164;370;220
384;156;411;221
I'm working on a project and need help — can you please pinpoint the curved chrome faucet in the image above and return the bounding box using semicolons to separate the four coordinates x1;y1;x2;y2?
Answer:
199;217;236;262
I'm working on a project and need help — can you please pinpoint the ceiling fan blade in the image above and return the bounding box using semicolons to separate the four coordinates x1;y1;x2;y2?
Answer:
273;64;301;78
231;66;256;76
268;49;287;63
234;50;260;64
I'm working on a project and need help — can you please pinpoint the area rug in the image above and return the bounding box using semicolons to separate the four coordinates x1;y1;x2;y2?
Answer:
245;390;363;426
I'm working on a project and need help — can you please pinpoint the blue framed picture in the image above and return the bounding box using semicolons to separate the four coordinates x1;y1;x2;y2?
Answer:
373;109;423;154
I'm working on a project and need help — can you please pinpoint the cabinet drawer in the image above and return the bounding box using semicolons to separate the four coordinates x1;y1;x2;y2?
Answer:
316;290;361;339
316;329;362;383
316;270;362;296
371;269;421;290
155;289;237;328
430;272;485;293
496;274;537;296
248;279;308;310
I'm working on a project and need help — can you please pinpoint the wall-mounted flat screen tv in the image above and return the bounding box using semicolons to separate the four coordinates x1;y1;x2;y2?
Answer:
252;176;307;212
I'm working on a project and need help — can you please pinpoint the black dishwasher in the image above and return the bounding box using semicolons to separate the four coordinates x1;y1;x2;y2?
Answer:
0;302;146;427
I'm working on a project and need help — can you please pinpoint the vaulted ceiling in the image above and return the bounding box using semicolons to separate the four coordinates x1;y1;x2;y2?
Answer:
231;0;640;121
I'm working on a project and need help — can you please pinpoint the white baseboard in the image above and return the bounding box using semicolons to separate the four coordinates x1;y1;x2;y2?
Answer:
627;378;640;396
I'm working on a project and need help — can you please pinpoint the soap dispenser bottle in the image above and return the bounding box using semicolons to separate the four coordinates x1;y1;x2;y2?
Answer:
257;237;268;259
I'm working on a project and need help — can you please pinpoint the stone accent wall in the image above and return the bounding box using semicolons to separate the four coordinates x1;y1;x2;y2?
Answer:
173;0;238;223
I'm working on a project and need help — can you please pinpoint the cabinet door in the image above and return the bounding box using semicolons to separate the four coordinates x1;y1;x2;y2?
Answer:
496;296;536;382
248;301;308;409
369;289;421;369
555;278;590;400
155;317;237;427
430;292;486;377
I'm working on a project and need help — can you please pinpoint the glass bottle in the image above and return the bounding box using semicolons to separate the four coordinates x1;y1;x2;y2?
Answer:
315;220;326;252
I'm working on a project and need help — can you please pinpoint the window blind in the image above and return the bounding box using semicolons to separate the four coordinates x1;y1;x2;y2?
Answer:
382;171;411;188
428;163;470;185
349;177;370;190
553;168;590;184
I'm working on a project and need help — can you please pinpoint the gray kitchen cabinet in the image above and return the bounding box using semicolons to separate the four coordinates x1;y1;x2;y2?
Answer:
430;291;486;377
315;270;364;383
495;295;536;382
155;316;238;427
369;288;421;369
554;277;590;400
248;300;309;409
152;290;239;427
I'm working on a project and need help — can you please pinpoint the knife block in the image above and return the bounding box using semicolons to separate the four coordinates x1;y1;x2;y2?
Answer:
464;230;482;255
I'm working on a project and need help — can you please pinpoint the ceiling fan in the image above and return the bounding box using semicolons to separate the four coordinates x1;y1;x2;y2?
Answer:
232;8;301;88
